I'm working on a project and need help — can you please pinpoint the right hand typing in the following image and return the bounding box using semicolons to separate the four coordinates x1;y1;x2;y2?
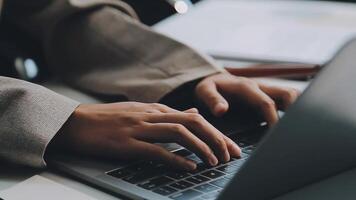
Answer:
49;102;241;171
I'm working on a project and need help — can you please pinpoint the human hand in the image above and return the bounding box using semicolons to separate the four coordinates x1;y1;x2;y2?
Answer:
50;102;241;171
195;73;300;125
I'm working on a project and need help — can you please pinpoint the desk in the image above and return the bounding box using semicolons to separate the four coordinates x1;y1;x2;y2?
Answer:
0;164;119;200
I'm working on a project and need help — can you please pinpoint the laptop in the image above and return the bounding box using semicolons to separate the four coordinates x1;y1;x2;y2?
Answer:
50;38;356;200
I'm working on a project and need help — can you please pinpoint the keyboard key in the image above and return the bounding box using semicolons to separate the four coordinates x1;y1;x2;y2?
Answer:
211;178;230;188
107;168;132;179
127;163;147;172
123;170;160;184
138;176;174;190
225;174;234;179
174;149;193;157
127;161;168;172
242;145;256;154
170;180;194;190
230;158;247;166
191;163;209;174
240;152;250;158
153;186;177;196
217;164;241;174
194;183;219;193
167;171;191;180
186;154;201;163
202;170;225;179
170;189;202;200
236;141;249;148
186;175;210;184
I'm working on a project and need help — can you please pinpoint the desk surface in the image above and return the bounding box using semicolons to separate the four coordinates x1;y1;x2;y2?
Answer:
0;164;120;200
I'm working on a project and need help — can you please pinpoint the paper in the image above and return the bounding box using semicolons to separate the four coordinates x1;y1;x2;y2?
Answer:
0;175;97;200
154;0;356;65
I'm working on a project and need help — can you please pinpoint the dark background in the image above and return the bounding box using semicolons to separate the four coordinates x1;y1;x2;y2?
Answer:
122;0;201;25
1;0;356;80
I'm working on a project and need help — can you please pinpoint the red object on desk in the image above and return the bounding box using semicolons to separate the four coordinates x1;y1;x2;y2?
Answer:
225;63;321;78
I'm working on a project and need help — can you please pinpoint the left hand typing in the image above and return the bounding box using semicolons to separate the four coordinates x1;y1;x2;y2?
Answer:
195;73;300;126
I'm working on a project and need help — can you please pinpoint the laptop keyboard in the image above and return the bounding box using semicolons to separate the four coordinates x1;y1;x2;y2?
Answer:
107;142;256;200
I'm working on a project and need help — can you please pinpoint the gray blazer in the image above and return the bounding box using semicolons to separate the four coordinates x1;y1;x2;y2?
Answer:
0;0;223;168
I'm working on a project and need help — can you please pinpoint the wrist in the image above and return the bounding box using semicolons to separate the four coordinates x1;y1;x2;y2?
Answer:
45;105;82;154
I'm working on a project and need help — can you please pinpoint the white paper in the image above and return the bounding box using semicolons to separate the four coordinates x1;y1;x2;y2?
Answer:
154;0;356;65
0;175;97;200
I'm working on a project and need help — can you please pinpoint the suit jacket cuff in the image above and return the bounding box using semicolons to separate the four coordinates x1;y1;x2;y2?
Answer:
0;77;80;168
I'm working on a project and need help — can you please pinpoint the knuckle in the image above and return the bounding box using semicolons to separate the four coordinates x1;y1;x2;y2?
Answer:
242;77;256;84
146;109;160;113
239;78;257;89
151;148;165;158
189;113;204;125
120;114;140;124
283;89;299;102
283;92;295;102
215;137;227;149
261;99;276;108
151;103;163;109
201;144;213;156
292;88;301;97
170;124;186;135
166;152;179;165
195;81;209;93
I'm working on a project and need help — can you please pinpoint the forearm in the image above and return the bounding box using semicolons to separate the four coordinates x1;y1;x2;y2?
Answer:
4;0;224;103
45;5;224;102
0;76;79;167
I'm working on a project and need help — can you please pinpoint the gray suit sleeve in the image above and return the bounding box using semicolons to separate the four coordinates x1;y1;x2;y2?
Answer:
0;77;79;167
5;0;225;102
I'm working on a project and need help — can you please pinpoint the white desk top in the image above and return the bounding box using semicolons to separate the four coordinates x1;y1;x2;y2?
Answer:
0;164;120;200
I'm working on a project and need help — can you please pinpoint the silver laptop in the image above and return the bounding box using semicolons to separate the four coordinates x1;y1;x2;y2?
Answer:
50;38;356;200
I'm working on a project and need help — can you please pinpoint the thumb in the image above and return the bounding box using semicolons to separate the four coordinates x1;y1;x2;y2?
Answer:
196;81;229;116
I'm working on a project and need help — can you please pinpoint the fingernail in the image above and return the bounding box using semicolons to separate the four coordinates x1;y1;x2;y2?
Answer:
185;160;197;171
184;108;199;113
214;103;227;115
209;156;218;166
190;108;199;113
224;152;231;163
234;145;242;158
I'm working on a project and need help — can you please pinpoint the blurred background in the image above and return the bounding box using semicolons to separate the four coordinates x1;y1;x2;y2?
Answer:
122;0;202;25
123;0;356;25
1;0;356;82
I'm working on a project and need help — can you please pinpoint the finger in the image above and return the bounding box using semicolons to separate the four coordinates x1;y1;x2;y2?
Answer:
134;122;218;166
223;136;241;158
254;91;279;126
238;84;279;126
150;103;181;113
258;84;300;110
133;140;197;171
184;108;199;113
196;81;229;116
145;113;230;163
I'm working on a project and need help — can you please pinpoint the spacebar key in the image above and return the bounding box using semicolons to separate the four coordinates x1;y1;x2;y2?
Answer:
123;171;159;184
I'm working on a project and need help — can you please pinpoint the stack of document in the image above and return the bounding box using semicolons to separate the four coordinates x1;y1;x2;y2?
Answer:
154;0;356;65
